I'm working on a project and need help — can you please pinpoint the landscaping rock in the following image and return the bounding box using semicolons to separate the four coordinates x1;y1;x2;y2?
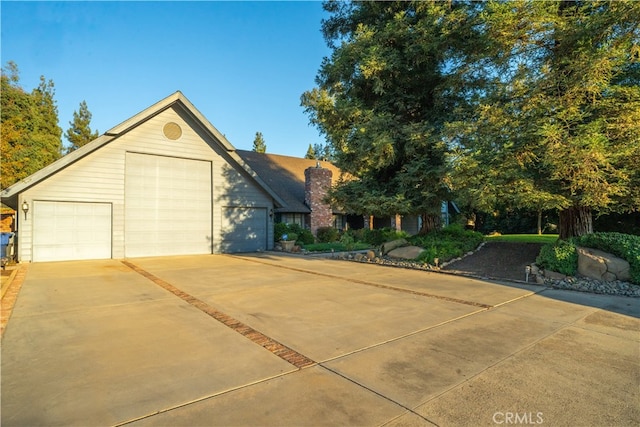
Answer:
381;239;408;255
545;270;568;280
387;246;425;260
577;247;630;282
366;250;376;260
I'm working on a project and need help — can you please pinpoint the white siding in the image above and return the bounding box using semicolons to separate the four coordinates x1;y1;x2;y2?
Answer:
18;106;274;261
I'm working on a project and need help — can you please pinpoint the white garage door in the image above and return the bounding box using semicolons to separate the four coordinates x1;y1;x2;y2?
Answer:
221;207;267;253
125;153;212;257
33;201;112;262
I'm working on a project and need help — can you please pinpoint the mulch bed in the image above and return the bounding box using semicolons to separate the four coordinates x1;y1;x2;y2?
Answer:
442;241;543;282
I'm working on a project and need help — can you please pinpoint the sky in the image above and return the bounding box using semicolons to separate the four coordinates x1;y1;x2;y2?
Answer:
1;1;332;157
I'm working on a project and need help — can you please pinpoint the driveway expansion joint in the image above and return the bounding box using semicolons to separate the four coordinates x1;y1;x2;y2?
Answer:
121;260;315;369
230;255;493;309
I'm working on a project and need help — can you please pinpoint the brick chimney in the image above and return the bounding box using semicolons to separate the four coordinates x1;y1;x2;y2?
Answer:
305;163;333;237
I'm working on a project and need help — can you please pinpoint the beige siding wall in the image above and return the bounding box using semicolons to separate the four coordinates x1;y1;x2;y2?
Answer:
19;106;274;261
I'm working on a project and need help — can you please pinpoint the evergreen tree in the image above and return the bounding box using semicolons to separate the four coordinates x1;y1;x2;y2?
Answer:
1;62;62;189
304;143;317;159
65;100;99;153
313;143;334;162
448;0;640;238
252;132;266;153
302;1;477;232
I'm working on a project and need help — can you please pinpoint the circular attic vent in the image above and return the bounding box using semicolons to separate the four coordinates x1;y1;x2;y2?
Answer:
163;122;182;140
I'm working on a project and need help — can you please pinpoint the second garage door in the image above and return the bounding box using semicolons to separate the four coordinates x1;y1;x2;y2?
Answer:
125;153;212;257
220;207;267;253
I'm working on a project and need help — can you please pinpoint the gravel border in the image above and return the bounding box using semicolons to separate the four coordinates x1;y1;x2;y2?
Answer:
323;245;639;298
540;276;640;297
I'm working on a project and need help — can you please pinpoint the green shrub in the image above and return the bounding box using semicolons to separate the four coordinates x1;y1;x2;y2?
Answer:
536;240;578;276
274;222;289;243
361;229;385;246
409;224;484;264
570;232;640;284
285;232;298;242
286;223;304;235
382;227;409;242
346;228;367;243
303;242;370;252
316;226;340;243
357;227;409;246
339;232;356;251
274;222;314;244
297;229;315;245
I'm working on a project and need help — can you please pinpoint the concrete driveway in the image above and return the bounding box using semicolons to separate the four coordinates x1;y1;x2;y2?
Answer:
1;253;638;426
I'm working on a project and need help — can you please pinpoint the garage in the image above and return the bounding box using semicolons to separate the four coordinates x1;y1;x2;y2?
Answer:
220;207;267;253
125;153;212;257
1;92;281;262
32;201;112;262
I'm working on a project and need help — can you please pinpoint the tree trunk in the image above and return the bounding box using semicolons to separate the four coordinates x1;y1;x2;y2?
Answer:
419;213;441;234
393;214;402;232
537;209;542;235
558;206;592;239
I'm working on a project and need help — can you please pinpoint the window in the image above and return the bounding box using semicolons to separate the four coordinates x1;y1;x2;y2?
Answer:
280;213;305;227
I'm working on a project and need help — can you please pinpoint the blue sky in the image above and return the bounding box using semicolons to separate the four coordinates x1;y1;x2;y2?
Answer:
1;1;331;157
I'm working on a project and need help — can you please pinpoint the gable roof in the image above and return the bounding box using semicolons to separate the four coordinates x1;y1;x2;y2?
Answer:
1;91;285;209
237;150;344;213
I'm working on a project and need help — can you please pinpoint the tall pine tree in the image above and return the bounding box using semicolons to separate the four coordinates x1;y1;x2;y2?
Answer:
302;1;477;232
65;100;99;153
252;132;266;153
304;144;317;159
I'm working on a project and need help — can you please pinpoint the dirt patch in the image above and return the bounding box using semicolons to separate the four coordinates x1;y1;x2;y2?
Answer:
443;242;543;282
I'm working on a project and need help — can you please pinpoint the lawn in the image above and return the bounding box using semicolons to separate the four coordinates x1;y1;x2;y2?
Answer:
486;234;559;244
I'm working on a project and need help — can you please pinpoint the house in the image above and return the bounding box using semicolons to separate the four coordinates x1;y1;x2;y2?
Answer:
1;92;286;262
236;151;454;236
1;91;459;263
236;150;360;235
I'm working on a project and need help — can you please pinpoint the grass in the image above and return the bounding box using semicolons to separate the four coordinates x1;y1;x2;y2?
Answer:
486;234;558;244
303;242;370;252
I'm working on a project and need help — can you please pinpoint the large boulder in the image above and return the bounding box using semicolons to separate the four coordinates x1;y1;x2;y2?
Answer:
387;246;425;260
577;247;630;282
381;238;408;255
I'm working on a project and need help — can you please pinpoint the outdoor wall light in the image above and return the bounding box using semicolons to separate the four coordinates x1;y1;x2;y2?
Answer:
22;200;29;220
